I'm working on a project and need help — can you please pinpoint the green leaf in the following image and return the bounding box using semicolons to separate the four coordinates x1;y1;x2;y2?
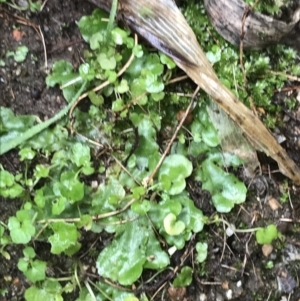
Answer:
105;70;117;83
125;56;146;78
1;182;24;198
112;98;124;111
77;282;134;301
124;297;139;301
0;170;15;188
96;215;169;285
144;54;164;76
160;53;176;69
98;53;116;70
70;142;91;167
115;79;129;94
131;200;151;215
23;124;69;153
45;60;81;102
111;27;128;45
159;154;193;195
77;215;93;230
256;224;279;245
34;189;45;208
81;165;95;176
17;258;29;273
133;45;143;58
49;222;81;254
191;108;219;147
8;210;36;244
195;242;208;263
92;178;126;211
14;46;29;63
198;154;247;212
78;9;109;42
173;266;193;287
52;197;67;215
53;171;84;203
0;107;36;132
25;280;63;301
163;213;185;236
29;1;41;12
151;91;165;101
19;147;36;161
0;107;36;149
206;45;221;64
23;246;36;259
265;261;274;269
34;164;50;179
79;63;95;81
45;60;75;87
20;259;46;282
89;32;104;50
148;193;206;249
130;77;148;101
145;72;164;93
119;116;160;184
88;90;104;106
175;193;206;233
131;186;146;199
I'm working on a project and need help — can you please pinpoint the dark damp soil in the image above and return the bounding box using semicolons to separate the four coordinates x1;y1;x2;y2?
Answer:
1;1;300;301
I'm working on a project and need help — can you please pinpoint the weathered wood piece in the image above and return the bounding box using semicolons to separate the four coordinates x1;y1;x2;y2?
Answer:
204;0;300;49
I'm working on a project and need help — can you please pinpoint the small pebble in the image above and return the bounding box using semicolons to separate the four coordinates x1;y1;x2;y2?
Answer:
225;289;232;300
199;293;207;301
262;244;273;257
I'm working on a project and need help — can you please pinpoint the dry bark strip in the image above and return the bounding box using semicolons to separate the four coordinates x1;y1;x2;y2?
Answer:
88;0;300;185
204;0;300;49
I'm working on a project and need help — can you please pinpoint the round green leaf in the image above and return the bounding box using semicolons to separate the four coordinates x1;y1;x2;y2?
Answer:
98;53;116;70
164;213;185;236
159;154;193;195
173;266;193;287
256;224;279;245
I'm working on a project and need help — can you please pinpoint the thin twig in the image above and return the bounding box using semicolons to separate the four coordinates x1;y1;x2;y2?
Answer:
145;86;200;187
75;132;142;186
38;25;48;69
37;198;136;224
40;0;49;12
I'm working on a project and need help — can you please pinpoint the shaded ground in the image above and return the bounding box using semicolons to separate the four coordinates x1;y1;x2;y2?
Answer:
1;1;300;301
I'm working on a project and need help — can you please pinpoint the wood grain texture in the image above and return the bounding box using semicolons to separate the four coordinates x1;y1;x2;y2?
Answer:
87;0;300;184
204;0;300;49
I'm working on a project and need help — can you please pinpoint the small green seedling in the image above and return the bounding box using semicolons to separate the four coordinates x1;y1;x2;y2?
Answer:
173;266;193;287
6;46;29;63
265;261;274;269
256;224;279;245
0;169;24;198
8;207;36;244
196;242;208;263
17;247;46;282
25;280;63;301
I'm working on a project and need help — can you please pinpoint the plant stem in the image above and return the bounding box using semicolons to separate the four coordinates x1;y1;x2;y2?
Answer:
210;217;262;233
